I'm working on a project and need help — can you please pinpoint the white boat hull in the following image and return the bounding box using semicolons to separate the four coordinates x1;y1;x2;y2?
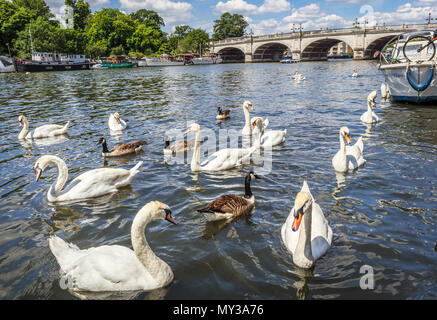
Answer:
380;62;437;102
145;58;184;67
192;57;223;65
137;60;147;67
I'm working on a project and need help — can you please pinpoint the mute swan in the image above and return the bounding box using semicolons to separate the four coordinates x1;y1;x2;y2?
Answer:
18;115;69;139
381;82;390;99
98;137;146;157
292;71;305;81
108;112;127;131
185;123;258;172
34;155;142;202
49;201;177;292
216;107;230;120
252;116;286;147
360;90;379;124
241;101;269;136
281;181;332;269
352;70;358;77
197;171;260;221
332;127;366;173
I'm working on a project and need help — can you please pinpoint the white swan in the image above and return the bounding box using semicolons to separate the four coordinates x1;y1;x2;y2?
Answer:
332;127;366;173
281;181;332;269
381;82;390;99
34;155;142;202
360;90;379;124
352;70;358;77
108;112;127;131
185;123;258;172
49;201;177;292
292;71;305;81
252;116;286;148
241;101;269;136
18;115;69;139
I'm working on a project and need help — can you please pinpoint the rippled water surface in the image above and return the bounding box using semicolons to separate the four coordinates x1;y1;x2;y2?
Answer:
0;61;436;300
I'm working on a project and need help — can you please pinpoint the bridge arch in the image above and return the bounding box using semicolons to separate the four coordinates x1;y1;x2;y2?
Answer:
364;34;398;59
216;47;245;63
301;38;354;61
252;42;290;62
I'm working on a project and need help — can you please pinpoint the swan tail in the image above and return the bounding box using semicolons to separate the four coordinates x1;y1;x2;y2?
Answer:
62;121;70;133
49;236;81;271
263;118;270;130
130;161;143;176
356;136;364;153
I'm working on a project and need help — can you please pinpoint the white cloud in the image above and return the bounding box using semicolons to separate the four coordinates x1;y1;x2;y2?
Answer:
215;0;290;15
119;0;194;25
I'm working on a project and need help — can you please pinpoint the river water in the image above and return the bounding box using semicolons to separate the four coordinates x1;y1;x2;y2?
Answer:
0;61;435;300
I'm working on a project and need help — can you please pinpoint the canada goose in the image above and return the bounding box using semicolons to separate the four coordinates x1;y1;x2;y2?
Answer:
98;137;146;157
18;115;69;139
49;201;177;292
216;107;230;120
163;138;197;155
197;171;260;221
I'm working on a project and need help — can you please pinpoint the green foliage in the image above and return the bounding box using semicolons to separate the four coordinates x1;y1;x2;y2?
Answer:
110;44;125;57
128;51;144;58
73;0;90;30
85;40;108;58
212;12;248;41
179;28;210;54
12;0;53;19
130;9;164;27
127;23;164;53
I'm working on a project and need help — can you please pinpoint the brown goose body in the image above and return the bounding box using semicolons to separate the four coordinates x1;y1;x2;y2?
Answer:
99;138;146;157
197;172;258;221
164;139;199;155
216;107;231;120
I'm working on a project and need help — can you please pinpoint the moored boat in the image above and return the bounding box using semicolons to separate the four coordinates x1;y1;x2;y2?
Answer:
14;52;91;73
191;54;223;65
379;30;437;103
100;56;138;68
145;54;185;67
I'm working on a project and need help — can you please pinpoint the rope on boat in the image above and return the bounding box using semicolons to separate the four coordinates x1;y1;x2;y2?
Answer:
406;64;434;91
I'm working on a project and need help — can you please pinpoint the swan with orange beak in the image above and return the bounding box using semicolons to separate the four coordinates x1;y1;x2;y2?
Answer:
281;181;332;269
332;126;366;173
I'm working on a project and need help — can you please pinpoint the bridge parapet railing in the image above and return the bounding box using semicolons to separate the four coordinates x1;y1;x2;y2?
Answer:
212;23;437;46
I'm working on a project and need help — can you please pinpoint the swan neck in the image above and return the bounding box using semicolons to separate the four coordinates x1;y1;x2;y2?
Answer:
243;107;251;132
191;130;201;171
42;156;68;196
19;117;29;139
295;204;313;262
131;205;170;281
366;102;373;122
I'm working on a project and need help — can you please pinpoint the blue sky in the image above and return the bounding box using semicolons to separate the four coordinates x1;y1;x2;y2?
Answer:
46;0;437;35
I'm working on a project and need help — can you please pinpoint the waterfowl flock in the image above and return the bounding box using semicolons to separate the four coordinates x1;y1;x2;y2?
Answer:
17;86;384;295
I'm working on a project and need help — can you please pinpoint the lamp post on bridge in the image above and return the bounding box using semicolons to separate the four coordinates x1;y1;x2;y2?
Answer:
426;12;435;25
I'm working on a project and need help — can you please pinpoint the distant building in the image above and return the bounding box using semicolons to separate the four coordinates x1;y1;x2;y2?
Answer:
328;42;352;56
63;5;74;29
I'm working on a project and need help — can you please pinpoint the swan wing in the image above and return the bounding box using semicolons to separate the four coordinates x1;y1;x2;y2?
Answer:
32;123;68;138
310;203;332;260
261;130;286;147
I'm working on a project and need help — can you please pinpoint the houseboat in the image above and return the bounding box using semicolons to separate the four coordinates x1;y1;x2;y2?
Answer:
14;52;91;72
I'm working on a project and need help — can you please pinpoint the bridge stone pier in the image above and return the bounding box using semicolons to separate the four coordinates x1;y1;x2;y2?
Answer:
210;23;437;63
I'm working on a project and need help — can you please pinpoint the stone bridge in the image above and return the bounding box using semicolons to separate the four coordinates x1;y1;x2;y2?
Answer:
210;23;437;62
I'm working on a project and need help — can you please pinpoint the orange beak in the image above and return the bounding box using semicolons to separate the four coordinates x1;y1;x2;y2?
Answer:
345;133;351;144
252;122;256;129
292;212;303;232
19;121;23;127
249;104;254;110
35;168;42;182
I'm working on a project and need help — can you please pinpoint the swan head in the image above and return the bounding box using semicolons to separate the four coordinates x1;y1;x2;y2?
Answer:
243;101;254;111
367;90;377;107
148;201;178;225
33;155;57;182
340;126;351;144
251;117;263;128
113;112;121;124
18;115;26;127
291;192;312;232
184;123;200;135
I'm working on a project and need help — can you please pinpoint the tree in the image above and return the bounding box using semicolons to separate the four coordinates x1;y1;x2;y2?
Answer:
127;23;164;54
130;9;164;27
179;28;210;54
212;12;248;41
0;1;32;55
12;0;53;19
85;40;108;58
73;0;91;30
110;44;124;56
173;25;191;38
